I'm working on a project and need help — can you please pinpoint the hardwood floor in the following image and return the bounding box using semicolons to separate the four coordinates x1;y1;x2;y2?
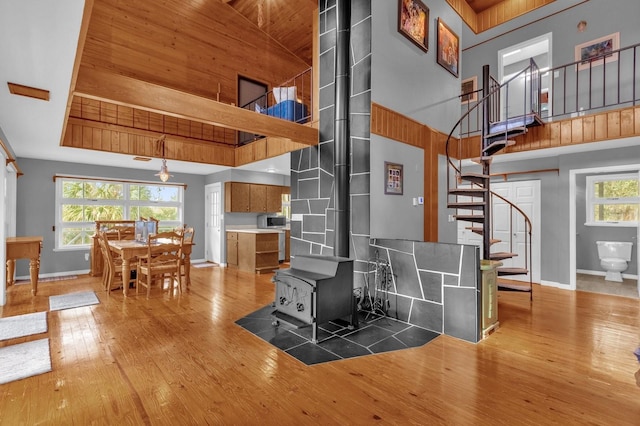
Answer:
1;267;639;425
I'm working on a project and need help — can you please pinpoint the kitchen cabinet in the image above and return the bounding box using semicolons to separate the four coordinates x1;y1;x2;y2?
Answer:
237;232;280;274
226;231;239;267
225;181;287;213
225;182;250;212
250;184;267;212
266;185;283;213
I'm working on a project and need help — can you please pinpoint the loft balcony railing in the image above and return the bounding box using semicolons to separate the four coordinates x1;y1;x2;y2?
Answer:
238;67;313;145
459;41;640;137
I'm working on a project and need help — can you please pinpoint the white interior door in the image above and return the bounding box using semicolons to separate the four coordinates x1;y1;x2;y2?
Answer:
458;180;541;284
205;183;222;264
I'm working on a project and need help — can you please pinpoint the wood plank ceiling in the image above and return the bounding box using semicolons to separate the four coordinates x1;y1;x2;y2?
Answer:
63;0;549;169
64;0;318;168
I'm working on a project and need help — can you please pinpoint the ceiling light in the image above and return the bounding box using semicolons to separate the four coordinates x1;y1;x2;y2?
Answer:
154;135;173;182
266;167;277;173
156;159;172;182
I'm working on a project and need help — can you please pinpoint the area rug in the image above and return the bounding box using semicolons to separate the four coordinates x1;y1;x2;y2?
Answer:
235;305;440;366
15;275;78;285
49;291;99;312
0;338;51;384
0;312;48;341
192;262;218;268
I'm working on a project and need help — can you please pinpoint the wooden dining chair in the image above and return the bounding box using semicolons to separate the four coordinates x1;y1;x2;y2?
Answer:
179;227;195;287
98;232;136;295
136;230;184;298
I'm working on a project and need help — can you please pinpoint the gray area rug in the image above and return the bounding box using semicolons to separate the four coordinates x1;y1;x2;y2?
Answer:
49;291;100;311
0;338;51;384
0;312;48;341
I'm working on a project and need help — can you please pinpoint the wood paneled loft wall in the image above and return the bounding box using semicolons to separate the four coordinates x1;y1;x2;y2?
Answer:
461;105;640;156
371;102;640;243
60;0;320;169
447;0;555;34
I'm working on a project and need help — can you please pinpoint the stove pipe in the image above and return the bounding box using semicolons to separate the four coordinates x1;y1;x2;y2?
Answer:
333;0;350;258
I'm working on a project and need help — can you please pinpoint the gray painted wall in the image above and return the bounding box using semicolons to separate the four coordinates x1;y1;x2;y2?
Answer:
372;0;462;135
576;173;637;275
370;135;424;239
459;143;640;287
462;1;640;85
15;158;206;276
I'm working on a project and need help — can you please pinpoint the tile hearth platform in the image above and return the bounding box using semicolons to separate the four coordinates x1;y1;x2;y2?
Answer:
235;305;440;365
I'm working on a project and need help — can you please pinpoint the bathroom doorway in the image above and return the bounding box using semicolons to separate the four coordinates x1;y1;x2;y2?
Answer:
570;164;640;298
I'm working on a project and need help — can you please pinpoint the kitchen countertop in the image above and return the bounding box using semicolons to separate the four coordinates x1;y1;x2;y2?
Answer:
226;227;287;234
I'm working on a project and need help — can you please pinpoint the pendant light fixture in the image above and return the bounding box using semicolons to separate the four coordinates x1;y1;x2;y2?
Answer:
154;135;173;182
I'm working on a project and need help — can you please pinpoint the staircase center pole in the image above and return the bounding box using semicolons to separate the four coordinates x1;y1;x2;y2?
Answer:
482;65;491;261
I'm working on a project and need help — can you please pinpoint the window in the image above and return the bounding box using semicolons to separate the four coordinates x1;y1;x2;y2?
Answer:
55;176;184;249
585;173;639;227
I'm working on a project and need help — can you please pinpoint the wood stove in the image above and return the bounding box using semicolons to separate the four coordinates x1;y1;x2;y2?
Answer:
272;254;354;343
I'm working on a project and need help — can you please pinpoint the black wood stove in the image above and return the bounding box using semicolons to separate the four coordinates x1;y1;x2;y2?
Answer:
272;254;355;343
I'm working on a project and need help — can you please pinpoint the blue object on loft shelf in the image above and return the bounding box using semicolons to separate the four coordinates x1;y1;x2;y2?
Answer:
263;100;309;124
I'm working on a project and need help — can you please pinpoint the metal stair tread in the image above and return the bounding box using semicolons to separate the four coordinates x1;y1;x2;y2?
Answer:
449;188;487;196
498;267;528;275
447;202;486;210
453;214;485;223
489;251;518;260
482;139;516;156
497;280;532;292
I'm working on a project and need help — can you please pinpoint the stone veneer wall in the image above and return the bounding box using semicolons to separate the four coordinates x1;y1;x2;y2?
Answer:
370;239;481;343
290;0;481;343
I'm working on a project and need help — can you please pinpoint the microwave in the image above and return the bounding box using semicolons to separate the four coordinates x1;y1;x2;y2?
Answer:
258;214;286;228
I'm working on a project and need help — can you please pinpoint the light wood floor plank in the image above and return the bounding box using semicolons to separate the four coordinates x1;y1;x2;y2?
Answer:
0;269;639;424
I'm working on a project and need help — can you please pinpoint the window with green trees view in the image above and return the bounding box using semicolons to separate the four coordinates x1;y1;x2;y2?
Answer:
55;177;184;249
586;173;639;226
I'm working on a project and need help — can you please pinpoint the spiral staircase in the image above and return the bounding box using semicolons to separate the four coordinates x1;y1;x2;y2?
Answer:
446;61;543;300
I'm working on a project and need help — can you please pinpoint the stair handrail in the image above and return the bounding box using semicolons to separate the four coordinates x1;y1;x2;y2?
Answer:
446;59;541;183
489;189;532;272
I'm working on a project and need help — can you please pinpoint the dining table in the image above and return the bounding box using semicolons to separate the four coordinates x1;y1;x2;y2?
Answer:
108;239;193;296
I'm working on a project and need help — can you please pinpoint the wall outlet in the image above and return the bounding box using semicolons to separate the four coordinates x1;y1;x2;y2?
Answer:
85;253;89;261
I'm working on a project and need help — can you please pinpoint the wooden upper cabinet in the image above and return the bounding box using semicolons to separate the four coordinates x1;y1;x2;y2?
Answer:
225;182;250;212
224;181;288;213
250;184;267;212
266;185;283;213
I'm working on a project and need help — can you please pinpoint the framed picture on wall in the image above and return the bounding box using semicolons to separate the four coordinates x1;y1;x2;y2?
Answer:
398;0;429;52
436;18;459;78
384;162;404;195
575;32;619;71
461;76;477;104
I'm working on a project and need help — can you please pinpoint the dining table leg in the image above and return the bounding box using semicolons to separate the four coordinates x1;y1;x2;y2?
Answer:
122;257;132;296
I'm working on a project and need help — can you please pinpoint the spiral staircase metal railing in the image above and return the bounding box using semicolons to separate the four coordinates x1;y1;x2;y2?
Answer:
446;60;542;300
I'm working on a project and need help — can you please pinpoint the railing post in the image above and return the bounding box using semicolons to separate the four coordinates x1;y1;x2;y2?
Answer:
482;65;492;261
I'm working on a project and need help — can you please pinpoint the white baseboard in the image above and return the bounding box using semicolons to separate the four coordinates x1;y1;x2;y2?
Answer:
540;280;570;289
577;269;638;280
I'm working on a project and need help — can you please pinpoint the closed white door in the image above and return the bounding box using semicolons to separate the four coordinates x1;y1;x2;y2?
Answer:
205;183;222;264
458;180;540;283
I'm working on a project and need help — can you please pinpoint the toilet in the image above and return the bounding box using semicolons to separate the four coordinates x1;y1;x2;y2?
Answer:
596;241;633;282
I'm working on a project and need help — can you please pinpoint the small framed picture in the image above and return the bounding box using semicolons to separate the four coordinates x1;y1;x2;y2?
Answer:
384;162;403;195
436;18;459;78
461;76;477;104
398;0;429;52
575;32;620;71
